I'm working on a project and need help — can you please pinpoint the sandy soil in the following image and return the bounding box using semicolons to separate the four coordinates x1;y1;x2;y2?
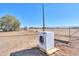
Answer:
0;29;79;56
0;30;38;56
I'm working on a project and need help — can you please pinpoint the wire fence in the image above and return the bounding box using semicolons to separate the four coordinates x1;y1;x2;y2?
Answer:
43;28;79;47
0;28;79;47
29;28;79;47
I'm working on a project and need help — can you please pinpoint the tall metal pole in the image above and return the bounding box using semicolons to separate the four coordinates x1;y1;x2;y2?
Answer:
42;3;45;31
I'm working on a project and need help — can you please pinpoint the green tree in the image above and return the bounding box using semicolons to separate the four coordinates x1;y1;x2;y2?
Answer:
0;14;20;32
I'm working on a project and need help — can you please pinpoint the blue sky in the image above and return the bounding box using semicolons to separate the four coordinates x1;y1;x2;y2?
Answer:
0;3;79;27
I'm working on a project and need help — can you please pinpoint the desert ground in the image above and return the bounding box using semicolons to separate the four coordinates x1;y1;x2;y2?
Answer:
0;29;79;56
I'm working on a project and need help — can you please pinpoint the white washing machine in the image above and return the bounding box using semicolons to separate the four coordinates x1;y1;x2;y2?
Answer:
39;31;54;51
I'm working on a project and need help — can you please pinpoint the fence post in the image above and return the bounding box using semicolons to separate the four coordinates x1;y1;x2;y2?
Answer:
69;27;72;47
69;27;71;41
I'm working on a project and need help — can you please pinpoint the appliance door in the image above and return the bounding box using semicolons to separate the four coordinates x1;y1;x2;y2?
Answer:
39;32;46;50
39;36;45;44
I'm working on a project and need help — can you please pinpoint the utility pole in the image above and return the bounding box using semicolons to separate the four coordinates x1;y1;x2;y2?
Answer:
42;3;45;31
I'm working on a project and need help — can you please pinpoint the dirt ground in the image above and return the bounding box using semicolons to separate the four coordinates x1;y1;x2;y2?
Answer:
0;29;79;56
0;30;39;56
